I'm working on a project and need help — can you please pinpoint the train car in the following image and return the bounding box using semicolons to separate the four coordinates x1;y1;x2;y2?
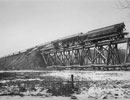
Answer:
85;22;127;43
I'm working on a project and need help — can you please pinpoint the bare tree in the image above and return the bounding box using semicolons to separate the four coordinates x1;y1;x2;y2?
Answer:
117;0;130;9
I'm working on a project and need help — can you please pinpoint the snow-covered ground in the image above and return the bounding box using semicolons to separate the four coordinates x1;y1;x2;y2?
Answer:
0;96;70;100
0;96;130;100
1;70;130;100
0;70;130;81
40;70;130;81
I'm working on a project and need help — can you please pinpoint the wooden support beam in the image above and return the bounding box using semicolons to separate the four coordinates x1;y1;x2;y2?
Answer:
94;47;107;62
41;53;47;66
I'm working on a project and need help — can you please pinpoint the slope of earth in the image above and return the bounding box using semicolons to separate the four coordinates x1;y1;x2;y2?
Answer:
0;48;46;70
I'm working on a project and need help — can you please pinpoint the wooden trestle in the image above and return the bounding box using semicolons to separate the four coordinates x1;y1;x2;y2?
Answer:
40;38;130;70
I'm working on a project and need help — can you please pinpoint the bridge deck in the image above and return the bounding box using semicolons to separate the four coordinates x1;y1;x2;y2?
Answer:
42;37;130;53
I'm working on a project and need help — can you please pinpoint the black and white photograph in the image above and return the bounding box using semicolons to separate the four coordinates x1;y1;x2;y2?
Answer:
1;0;130;100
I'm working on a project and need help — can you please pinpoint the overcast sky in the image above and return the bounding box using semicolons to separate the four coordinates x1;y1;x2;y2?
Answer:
0;0;130;57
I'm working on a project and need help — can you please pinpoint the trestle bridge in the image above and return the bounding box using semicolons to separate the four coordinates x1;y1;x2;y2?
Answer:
39;22;130;70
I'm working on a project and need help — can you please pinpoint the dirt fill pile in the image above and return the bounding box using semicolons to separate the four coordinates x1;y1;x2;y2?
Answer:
0;48;46;70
